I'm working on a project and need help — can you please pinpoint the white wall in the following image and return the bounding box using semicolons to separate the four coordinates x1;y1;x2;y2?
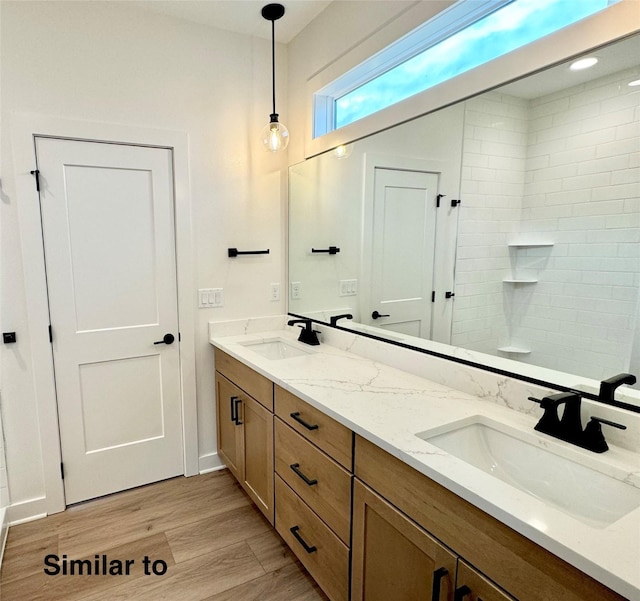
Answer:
1;0;287;513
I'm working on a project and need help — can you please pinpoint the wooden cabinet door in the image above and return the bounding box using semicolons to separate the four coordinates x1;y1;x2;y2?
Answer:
352;479;457;601
455;561;516;601
215;372;242;480
240;394;274;525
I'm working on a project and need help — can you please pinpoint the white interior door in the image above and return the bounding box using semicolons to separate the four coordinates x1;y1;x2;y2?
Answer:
35;137;184;505
369;168;439;338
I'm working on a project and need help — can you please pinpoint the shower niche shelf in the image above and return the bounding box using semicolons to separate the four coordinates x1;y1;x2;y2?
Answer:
498;346;531;355
507;242;554;248
503;278;538;283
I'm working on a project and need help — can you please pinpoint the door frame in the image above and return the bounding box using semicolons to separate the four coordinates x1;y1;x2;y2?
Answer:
362;153;460;345
11;113;199;515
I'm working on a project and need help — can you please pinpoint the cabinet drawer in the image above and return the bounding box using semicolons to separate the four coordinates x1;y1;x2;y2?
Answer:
275;385;353;469
214;348;273;410
275;418;352;544
275;475;349;601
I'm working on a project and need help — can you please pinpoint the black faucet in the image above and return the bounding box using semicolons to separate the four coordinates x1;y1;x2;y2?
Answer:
329;313;353;326
598;373;637;403
529;391;627;453
287;319;321;346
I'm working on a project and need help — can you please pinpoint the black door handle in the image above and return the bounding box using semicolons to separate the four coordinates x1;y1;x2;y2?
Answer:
431;567;448;601
153;333;175;345
454;585;472;601
371;310;390;319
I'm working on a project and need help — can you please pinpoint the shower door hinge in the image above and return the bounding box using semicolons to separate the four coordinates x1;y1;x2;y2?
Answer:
436;194;446;208
30;169;41;192
60;462;65;480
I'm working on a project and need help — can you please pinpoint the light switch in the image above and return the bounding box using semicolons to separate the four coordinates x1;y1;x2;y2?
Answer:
198;288;223;308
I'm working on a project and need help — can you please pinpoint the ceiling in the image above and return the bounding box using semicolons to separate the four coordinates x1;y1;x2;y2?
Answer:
499;34;640;99
129;0;333;44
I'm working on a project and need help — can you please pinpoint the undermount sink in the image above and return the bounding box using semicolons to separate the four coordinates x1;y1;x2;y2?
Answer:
239;337;312;360
416;416;640;527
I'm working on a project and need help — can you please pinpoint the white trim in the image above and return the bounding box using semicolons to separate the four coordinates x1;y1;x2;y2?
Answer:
6;495;48;524
198;451;226;474
305;0;640;158
10;113;199;515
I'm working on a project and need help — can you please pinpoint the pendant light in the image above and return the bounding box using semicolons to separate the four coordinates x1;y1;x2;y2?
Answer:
260;3;289;152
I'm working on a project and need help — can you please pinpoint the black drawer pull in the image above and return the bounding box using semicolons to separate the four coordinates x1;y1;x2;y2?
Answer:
454;585;472;601
290;525;317;554
290;412;319;430
431;567;448;601
290;463;318;486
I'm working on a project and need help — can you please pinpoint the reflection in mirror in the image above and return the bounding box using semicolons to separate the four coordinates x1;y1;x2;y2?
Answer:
289;35;639;401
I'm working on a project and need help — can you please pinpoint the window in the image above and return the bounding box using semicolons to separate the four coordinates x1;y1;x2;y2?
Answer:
313;0;620;137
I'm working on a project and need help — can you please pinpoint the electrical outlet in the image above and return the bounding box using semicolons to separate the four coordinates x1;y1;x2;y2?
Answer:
270;283;281;301
198;288;224;308
290;281;302;300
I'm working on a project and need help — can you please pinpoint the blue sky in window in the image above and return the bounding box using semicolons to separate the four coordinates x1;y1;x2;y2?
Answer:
335;0;613;129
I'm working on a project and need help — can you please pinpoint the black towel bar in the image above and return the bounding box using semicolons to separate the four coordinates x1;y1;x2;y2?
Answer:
228;248;270;257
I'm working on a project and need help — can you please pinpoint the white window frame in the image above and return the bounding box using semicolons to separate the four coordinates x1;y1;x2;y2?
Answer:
304;0;639;159
313;0;514;138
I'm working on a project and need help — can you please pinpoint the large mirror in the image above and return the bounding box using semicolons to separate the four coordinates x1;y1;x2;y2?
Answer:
289;34;640;404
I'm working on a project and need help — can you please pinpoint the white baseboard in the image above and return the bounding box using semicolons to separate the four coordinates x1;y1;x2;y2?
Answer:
0;508;8;568
7;496;48;525
198;451;225;474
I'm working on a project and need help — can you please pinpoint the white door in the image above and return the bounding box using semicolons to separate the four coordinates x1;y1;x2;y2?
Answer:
35;137;184;504
369;168;439;338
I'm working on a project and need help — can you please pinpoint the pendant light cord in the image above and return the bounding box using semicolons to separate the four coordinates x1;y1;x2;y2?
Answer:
271;18;276;116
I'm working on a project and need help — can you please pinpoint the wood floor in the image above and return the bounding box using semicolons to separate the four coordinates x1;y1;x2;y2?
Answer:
0;470;329;601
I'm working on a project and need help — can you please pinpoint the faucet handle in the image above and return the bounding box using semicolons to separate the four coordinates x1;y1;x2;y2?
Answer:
590;416;626;430
583;417;626;453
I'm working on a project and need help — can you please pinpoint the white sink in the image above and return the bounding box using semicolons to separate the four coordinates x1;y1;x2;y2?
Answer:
239;337;312;360
416;416;640;527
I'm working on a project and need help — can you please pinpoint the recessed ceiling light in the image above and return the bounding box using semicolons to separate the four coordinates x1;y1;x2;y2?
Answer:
628;79;640;87
569;57;598;71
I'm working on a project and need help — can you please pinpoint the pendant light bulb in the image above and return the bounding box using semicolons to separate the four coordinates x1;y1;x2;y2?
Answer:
261;4;288;152
261;113;289;152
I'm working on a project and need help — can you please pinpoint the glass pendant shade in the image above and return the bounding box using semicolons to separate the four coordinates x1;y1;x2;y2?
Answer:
261;114;289;152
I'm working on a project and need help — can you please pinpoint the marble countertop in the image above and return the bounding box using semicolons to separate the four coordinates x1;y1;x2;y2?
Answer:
210;326;640;599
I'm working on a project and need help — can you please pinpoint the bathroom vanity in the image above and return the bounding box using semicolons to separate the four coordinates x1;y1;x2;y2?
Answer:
210;320;639;601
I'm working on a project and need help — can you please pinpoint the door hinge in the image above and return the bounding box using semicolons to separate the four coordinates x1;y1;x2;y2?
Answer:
436;194;446;208
60;462;64;480
48;325;53;343
431;291;436;303
30;169;41;192
178;332;181;342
